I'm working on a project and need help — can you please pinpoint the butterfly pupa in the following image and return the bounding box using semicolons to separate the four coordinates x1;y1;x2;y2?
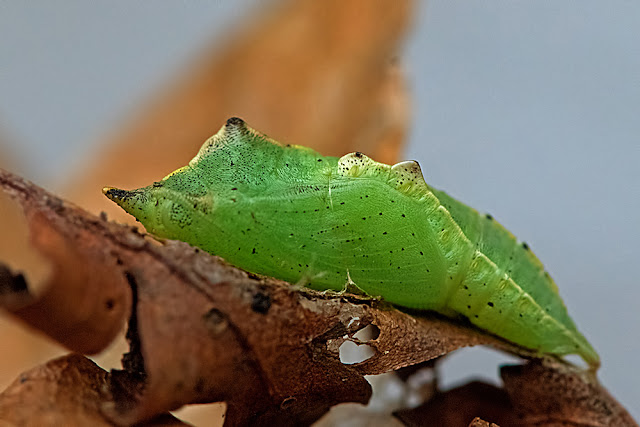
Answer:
104;117;600;369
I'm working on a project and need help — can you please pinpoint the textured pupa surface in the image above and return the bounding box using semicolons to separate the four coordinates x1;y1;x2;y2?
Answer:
104;117;599;368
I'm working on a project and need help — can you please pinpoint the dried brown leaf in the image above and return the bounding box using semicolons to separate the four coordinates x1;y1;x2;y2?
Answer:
394;381;515;427
501;360;638;426
394;360;638;427
0;354;187;426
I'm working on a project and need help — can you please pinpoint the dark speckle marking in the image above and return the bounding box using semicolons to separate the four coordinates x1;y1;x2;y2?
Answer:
251;291;271;314
355;152;363;158
152;181;163;188
522;242;530;250
104;188;129;200
487;302;494;307
252;248;257;254
226;116;244;127
105;299;115;310
485;213;493;220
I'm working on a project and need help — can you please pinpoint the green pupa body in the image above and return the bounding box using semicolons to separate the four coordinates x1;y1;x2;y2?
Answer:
104;117;599;368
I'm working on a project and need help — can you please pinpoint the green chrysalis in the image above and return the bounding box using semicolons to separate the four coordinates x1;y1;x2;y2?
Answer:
104;117;599;368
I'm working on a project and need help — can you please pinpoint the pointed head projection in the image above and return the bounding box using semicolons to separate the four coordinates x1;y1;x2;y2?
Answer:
102;117;263;243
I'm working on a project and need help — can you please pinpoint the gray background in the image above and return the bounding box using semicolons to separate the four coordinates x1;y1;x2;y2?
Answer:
1;1;638;418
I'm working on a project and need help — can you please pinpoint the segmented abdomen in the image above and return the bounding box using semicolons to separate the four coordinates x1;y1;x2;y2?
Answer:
431;188;598;364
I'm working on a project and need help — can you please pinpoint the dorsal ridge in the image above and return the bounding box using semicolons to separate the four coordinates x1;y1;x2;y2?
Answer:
337;153;429;197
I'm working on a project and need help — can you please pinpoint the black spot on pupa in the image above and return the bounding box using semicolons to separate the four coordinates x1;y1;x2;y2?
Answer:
487;302;494;307
522;242;530;250
485;213;493;220
231;187;238;191
252;248;257;254
401;214;406;218
355;152;363;158
104;188;130;200
152;181;163;188
226;117;245;127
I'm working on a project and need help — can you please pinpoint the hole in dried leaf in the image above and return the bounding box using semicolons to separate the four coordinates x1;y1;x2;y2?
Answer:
339;340;375;364
352;324;380;342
